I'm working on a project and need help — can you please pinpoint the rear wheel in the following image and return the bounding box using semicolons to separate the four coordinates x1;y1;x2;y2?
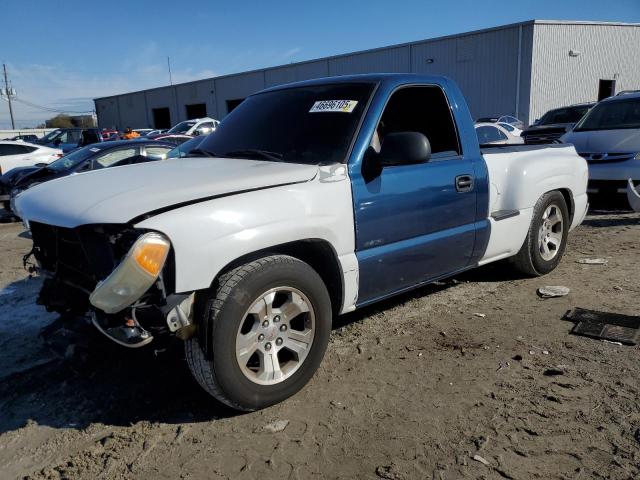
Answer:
510;191;569;276
185;255;331;411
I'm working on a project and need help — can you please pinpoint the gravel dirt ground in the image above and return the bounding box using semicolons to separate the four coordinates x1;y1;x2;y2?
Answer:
0;207;638;480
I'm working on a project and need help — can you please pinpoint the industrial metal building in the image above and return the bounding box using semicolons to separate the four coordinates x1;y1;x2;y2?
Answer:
94;20;640;129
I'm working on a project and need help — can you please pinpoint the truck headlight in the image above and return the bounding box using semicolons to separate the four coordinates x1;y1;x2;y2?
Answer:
635;152;640;160
89;232;170;314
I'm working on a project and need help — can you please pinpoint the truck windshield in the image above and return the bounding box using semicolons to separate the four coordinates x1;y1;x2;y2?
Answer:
573;98;640;131
198;83;375;164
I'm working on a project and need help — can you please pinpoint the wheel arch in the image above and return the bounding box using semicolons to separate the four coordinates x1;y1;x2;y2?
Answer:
206;239;344;318
555;187;575;223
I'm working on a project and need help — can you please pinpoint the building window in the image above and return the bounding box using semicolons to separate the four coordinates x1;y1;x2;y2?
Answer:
185;103;207;119
597;79;616;101
226;98;245;114
152;108;171;129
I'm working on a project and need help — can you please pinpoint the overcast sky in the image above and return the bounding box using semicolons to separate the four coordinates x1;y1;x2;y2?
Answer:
1;0;638;128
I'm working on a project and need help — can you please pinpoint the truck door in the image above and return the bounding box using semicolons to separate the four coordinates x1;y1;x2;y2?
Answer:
351;85;478;304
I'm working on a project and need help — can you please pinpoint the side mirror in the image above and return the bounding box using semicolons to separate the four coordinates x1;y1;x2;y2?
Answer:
379;132;431;166
53;139;62;146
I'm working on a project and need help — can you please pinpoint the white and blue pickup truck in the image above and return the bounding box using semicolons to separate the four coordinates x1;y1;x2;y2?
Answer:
16;74;588;410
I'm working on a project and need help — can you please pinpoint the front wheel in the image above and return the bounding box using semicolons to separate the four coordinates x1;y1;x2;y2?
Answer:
510;191;570;276
186;255;332;411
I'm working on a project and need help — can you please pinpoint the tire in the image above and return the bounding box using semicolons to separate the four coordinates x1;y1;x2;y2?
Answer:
185;254;332;411
510;191;569;276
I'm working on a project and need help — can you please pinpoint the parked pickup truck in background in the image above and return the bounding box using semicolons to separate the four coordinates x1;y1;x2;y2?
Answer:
16;74;588;411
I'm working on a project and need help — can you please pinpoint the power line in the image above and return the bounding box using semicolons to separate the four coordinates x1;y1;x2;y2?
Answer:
0;95;93;114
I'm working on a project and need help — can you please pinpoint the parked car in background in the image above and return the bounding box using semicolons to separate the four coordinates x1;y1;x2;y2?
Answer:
17;73;587;411
476;115;525;130
497;115;525;130
166;117;219;136
37;128;103;152
165;135;207;159
133;129;154;136
0;141;63;209
147;133;193;145
560;92;640;197
7;134;39;143
101;129;119;141
146;129;168;136
475;123;524;145
522;103;595;144
497;122;522;137
0;141;63;175
560;93;640;194
476;116;499;123
8;139;174;217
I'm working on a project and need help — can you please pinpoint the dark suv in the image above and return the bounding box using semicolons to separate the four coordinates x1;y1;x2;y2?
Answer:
521;103;595;144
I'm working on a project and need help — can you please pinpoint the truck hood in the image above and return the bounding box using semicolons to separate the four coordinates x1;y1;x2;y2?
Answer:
561;128;640;153
16;157;318;228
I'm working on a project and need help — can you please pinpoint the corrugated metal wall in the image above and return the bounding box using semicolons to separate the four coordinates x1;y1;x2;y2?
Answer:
175;79;217;122
117;92;147;129
530;23;640;122
145;86;177;128
411;25;532;122
95;22;637;130
94;97;119;129
328;46;411;75
265;60;329;87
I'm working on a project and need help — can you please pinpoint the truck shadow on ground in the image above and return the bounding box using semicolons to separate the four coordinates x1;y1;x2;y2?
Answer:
0;325;241;435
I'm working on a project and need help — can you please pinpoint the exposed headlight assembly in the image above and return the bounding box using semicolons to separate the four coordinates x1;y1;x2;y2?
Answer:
89;232;170;314
634;152;640;160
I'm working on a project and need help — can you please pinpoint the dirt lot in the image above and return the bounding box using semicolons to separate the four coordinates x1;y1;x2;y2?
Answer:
0;207;638;480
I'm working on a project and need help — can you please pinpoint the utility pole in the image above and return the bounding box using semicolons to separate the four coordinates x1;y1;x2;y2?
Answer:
2;64;16;129
167;56;173;86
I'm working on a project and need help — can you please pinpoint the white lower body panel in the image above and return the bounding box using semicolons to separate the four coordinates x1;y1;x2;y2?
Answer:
478;208;533;266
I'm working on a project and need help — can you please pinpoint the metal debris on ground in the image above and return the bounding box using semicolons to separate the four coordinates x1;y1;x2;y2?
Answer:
473;312;486;318
563;308;640;346
537;286;570;298
576;258;608;265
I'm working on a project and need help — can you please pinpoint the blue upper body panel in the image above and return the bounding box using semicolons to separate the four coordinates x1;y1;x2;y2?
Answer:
263;74;491;305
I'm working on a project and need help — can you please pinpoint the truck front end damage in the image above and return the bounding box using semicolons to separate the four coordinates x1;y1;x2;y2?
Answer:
28;221;194;347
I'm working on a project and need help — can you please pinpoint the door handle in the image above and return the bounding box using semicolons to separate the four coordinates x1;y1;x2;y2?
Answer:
455;175;474;192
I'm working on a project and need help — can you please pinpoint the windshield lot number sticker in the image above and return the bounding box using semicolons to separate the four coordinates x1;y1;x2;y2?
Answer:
309;100;358;113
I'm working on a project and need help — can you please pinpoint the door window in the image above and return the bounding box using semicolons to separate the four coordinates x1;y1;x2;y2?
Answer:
94;147;138;168
476;126;507;144
372;86;460;158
